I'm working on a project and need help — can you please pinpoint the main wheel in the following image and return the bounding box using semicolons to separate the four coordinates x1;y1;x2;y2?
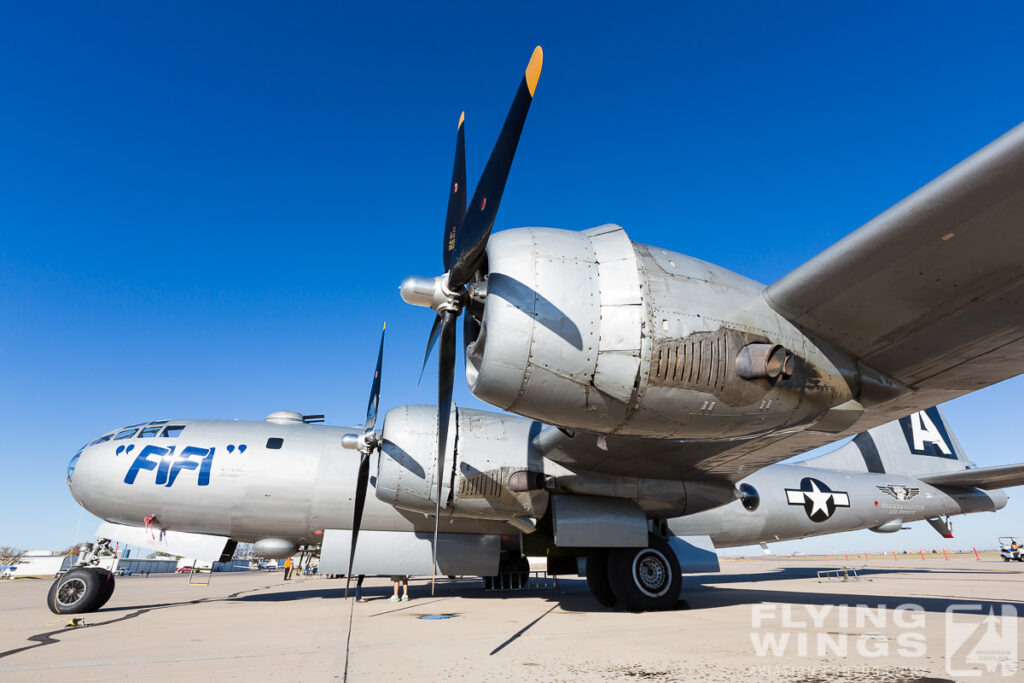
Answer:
47;568;115;614
606;533;681;612
585;549;616;607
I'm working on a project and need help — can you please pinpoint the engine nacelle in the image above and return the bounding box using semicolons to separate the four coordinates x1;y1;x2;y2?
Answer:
465;224;898;439
375;405;548;523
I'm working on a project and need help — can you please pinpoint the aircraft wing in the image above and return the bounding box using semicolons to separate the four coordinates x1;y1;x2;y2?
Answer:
545;124;1024;484
917;463;1024;490
765;122;1024;406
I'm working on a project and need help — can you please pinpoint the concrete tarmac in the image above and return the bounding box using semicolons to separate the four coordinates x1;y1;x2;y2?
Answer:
1;558;1022;682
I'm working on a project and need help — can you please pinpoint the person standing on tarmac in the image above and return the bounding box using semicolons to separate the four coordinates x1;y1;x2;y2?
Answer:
389;575;409;602
283;557;292;580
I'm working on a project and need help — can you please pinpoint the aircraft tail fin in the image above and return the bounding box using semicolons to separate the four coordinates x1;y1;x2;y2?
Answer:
803;406;973;477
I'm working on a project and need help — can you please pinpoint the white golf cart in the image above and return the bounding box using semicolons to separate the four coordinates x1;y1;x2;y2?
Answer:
998;537;1023;562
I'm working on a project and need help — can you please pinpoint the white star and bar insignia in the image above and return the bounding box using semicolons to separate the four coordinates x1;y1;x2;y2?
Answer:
785;477;850;522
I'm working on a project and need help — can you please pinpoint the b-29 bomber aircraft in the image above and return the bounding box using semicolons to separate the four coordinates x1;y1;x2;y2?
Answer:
55;46;1024;614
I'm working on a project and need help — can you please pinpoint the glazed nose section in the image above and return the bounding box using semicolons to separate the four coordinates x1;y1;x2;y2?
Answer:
66;450;83;497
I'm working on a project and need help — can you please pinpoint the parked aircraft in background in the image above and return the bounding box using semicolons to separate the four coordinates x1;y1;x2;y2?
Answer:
52;46;1023;614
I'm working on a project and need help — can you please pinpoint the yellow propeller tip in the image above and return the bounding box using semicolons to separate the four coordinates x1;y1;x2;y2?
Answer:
458;111;465;128
525;46;543;97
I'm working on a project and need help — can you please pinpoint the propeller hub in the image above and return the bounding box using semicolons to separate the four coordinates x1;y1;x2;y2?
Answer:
341;431;380;454
400;274;462;313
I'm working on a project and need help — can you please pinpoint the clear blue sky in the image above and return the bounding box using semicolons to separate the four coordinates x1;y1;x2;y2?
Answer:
2;3;1022;554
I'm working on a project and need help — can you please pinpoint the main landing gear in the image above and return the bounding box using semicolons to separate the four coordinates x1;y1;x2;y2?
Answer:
586;533;681;612
47;539;116;614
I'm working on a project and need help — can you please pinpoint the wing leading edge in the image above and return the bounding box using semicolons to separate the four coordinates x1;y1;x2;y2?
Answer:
543;123;1024;484
765;121;1024;402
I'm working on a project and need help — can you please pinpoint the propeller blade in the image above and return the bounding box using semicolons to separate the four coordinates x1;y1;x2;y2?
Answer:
431;309;457;594
364;323;386;432
442;112;467;272
418;313;443;387
345;450;371;597
448;46;542;289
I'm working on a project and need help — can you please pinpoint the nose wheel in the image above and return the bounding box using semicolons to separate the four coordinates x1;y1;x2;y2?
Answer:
47;567;115;614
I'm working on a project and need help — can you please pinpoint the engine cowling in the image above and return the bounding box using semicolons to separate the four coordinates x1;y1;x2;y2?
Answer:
375;405;548;523
464;224;894;439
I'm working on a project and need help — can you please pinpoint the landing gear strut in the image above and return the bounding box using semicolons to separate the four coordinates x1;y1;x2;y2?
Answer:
586;533;681;612
46;539;116;614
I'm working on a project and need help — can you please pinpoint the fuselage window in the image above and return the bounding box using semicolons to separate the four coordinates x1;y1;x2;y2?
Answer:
267;437;283;449
160;425;186;437
739;483;760;511
138;426;161;438
113;428;138;440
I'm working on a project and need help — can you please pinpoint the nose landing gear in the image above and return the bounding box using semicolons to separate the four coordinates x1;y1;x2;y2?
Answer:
46;538;117;614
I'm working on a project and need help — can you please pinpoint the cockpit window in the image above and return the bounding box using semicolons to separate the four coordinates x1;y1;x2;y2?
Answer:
113;428;138;440
66;452;81;484
88;434;113;446
148;420;168;425
160;425;185;438
138;426;161;438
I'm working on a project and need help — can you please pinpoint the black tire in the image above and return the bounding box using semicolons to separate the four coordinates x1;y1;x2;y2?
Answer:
47;568;114;614
607;533;681;612
93;568;115;609
585;549;617;608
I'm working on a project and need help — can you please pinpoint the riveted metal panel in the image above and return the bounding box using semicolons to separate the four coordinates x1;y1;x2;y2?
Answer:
586;224;632;261
468;229;539;410
551;494;648;547
586;226;645;406
319;529;499;576
648;247;716;281
589;226;643;306
592;352;641;404
513;364;591;424
667;535;720;574
597;304;643;352
582;223;625;238
377;405;456;514
451;408;549;520
527;229;600;385
583;383;631;427
596;260;643;305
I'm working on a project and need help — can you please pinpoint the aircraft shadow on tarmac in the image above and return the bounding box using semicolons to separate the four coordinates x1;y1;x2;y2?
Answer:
688;564;1024;584
96;565;1024;617
8;572;1019;665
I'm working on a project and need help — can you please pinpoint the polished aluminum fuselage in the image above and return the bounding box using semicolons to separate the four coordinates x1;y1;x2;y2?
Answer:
68;413;1007;553
67;418;513;545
